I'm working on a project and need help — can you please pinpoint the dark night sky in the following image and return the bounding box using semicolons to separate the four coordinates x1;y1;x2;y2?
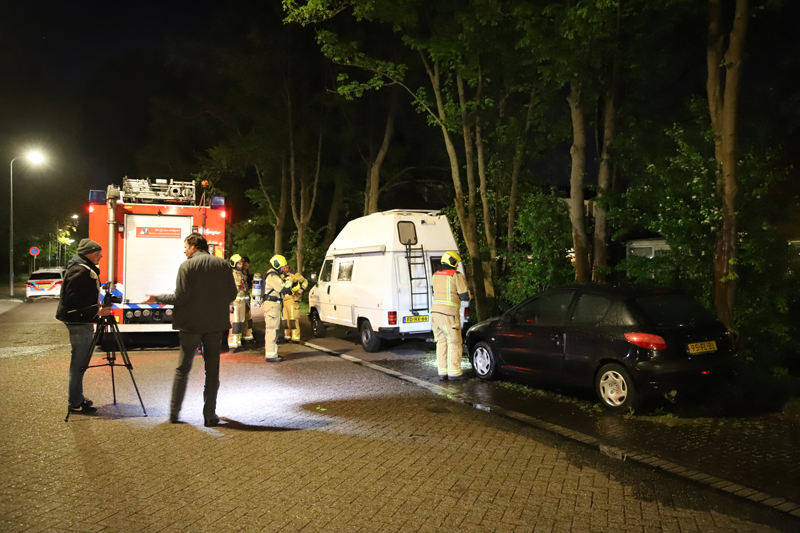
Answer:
0;2;218;268
1;1;799;275
4;2;214;95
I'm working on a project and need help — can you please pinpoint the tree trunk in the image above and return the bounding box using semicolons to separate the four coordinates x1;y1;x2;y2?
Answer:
425;57;488;320
592;95;618;282
567;81;591;283
507;89;537;258
592;2;621;284
707;0;748;331
457;74;495;302
323;175;343;249
291;128;323;275
365;92;397;215
473;64;497;299
255;157;289;256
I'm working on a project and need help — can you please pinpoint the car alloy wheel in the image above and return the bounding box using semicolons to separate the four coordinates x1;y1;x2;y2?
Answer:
595;363;640;413
471;341;497;379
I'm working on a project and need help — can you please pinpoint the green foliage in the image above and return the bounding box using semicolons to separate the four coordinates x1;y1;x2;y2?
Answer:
228;218;275;277
500;189;574;305
611;124;718;303
286;226;328;279
610;120;798;370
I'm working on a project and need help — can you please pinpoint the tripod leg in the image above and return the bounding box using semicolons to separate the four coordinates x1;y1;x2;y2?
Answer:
111;322;148;416
109;343;118;405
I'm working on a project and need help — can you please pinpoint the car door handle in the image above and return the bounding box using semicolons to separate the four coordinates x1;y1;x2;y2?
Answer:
327;285;331;294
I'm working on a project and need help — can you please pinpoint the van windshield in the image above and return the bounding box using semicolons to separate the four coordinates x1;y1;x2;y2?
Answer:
319;260;333;282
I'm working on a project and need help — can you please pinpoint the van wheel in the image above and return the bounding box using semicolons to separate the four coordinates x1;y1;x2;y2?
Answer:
359;320;382;352
309;310;326;338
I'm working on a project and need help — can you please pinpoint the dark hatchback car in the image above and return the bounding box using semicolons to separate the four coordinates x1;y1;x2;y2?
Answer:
466;285;736;412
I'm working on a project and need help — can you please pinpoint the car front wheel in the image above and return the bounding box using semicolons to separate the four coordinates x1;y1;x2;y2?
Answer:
471;341;498;380
359;319;382;353
595;363;641;413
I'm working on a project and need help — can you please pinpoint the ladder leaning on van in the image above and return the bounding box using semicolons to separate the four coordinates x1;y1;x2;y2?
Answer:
404;244;430;315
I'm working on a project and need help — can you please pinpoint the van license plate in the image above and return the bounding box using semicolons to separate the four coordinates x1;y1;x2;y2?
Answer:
687;341;717;354
403;315;429;324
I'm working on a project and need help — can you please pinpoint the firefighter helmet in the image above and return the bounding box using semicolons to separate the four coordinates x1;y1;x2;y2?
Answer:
441;251;461;268
270;254;288;270
229;254;242;267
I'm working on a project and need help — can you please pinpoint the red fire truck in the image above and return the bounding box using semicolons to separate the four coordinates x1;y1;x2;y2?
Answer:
87;177;227;336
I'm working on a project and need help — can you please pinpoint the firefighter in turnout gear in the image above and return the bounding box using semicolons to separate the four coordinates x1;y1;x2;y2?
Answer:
264;254;292;362
282;267;308;342
227;254;249;352
240;256;255;343
431;251;470;381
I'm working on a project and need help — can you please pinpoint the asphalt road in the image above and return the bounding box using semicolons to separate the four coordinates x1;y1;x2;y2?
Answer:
1;298;798;532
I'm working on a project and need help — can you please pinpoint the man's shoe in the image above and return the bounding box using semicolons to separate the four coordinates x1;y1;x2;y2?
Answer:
448;375;463;381
438;375;448;382
204;416;220;427
169;415;180;423
265;356;284;363
68;401;97;415
230;346;243;353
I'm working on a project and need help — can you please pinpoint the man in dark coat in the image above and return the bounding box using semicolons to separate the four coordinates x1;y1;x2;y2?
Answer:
144;234;237;426
56;239;113;415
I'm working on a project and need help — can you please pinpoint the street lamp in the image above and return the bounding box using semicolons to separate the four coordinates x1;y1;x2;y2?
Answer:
9;151;45;297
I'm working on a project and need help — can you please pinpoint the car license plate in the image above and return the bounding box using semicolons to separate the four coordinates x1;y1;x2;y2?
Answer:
687;341;717;354
403;315;429;324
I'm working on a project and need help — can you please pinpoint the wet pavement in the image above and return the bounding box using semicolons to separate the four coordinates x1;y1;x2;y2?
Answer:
297;325;800;519
1;298;799;532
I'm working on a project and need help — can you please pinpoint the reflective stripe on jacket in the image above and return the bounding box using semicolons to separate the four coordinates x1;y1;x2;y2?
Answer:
431;268;469;316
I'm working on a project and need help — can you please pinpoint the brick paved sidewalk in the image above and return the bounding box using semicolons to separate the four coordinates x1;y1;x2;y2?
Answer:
1;332;799;531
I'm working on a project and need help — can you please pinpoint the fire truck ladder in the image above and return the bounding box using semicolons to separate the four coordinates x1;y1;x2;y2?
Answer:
404;244;430;315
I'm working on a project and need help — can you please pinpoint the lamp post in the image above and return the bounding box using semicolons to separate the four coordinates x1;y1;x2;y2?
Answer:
9;152;45;297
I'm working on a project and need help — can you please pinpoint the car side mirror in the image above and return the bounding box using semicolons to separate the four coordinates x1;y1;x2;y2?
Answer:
501;312;512;324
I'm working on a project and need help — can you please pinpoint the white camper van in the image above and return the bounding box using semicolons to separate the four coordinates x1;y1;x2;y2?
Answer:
308;210;469;352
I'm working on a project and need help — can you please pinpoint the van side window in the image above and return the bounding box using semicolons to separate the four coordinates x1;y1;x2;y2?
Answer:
337;260;354;281
397;221;417;245
319;259;333;282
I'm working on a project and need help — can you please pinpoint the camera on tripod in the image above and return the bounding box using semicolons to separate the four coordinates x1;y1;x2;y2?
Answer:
102;288;122;308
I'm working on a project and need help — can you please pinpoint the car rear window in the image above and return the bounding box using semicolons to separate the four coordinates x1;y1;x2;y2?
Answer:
29;272;63;281
631;294;718;327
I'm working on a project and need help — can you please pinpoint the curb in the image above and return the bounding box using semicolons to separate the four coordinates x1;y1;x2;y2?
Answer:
303;341;800;520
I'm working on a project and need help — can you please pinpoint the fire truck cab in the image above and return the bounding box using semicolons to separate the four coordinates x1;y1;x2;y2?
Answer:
88;177;227;337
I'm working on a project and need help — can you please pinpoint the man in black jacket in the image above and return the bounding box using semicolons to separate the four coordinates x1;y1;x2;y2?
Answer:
144;234;237;427
56;239;112;415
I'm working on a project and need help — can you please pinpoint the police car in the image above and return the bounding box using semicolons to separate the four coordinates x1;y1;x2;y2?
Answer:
26;268;66;301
